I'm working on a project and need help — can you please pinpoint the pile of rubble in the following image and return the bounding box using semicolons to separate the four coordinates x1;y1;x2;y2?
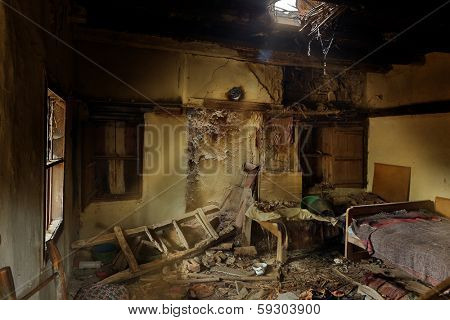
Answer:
123;240;282;300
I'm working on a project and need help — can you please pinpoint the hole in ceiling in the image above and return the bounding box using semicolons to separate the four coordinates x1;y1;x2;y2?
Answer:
271;0;300;26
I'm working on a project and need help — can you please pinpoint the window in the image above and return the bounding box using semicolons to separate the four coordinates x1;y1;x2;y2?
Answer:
82;117;143;206
44;90;66;242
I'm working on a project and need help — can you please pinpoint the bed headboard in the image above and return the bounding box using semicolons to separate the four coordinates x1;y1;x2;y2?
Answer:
435;197;450;218
346;200;435;221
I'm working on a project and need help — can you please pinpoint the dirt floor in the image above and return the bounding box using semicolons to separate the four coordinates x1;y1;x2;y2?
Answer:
68;194;448;300
120;244;440;300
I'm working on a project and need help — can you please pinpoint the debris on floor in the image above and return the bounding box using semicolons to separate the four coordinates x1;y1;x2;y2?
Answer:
68;170;443;300
70;229;443;300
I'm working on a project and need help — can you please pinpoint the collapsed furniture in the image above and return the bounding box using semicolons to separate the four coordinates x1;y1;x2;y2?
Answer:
71;205;237;284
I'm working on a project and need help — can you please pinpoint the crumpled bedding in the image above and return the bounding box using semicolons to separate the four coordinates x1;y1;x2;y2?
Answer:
245;204;338;226
351;209;450;285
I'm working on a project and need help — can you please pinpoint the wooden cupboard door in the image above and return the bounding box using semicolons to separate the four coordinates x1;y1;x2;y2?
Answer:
320;127;365;188
332;159;364;187
333;128;364;159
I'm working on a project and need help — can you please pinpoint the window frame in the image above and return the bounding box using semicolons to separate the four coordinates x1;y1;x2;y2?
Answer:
43;89;67;246
81;110;144;208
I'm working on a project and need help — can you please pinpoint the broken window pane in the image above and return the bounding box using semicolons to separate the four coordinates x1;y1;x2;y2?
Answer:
47;90;66;164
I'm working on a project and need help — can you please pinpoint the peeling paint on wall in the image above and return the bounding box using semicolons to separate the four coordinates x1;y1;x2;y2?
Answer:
185;109;263;210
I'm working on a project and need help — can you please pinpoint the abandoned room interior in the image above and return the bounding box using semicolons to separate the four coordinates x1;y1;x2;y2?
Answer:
1;0;450;301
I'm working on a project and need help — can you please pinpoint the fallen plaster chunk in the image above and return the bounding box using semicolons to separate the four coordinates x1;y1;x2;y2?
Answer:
277;292;299;300
210;266;254;277
234;246;257;257
210;242;233;251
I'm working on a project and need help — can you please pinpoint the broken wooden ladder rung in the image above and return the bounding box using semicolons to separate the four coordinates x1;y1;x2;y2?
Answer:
172;220;190;250
195;208;219;240
143;226;167;254
113;226;140;273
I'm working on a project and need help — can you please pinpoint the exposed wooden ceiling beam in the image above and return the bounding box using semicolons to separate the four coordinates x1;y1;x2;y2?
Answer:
74;26;385;71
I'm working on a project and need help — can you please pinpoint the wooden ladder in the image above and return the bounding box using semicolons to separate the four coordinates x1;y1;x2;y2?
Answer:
111;206;219;272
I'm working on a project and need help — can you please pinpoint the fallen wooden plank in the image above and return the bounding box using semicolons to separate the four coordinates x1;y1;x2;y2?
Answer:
169;277;221;284
71;205;219;249
170;276;277;284
420;277;450;300
114;226;140;273
332;268;384;300
172;220;190;249
210;243;233;251
210;266;254;277
187;273;279;282
98;227;235;285
359;263;431;295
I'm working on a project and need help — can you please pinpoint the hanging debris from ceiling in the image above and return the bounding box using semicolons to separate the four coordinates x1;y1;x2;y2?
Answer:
269;1;347;75
300;1;346;74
